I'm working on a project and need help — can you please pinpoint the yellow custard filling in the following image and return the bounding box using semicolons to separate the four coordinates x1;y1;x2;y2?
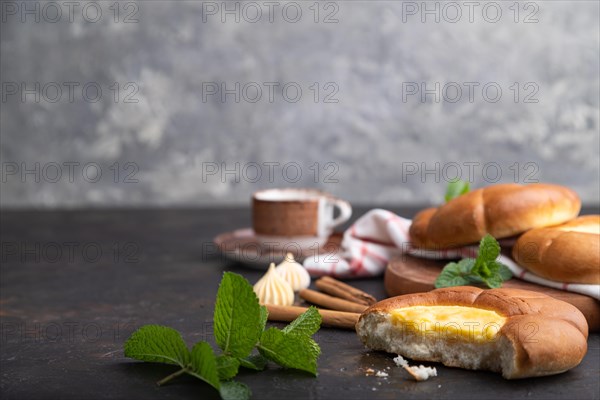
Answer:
390;306;506;342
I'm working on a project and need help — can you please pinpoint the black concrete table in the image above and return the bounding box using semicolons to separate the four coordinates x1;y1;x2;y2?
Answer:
1;208;599;400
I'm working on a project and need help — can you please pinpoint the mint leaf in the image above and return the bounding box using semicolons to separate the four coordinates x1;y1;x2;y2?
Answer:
472;259;492;279
445;179;470;202
435;259;474;288
214;272;262;358
216;355;240;380
282;306;321;337
472;235;502;280
482;274;504;289
258;328;320;375
259;305;268;331
124;325;190;367
188;341;220;390
496;262;513;281
219;381;251;400
239;354;268;371
456;258;475;274
302;337;321;361
281;307;321;361
478;234;500;262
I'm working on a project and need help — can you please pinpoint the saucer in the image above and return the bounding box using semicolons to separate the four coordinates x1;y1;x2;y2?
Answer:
213;228;343;270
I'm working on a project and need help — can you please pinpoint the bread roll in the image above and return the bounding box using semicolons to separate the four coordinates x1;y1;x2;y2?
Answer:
513;215;600;284
356;286;588;379
409;184;581;249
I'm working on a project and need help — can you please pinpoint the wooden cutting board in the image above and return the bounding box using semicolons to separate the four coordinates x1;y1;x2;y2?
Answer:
385;254;600;332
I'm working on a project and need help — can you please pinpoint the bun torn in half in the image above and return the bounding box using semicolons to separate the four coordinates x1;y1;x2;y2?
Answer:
356;286;588;379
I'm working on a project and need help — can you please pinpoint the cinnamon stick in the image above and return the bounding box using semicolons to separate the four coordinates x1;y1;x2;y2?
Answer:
265;304;359;330
299;289;368;313
315;276;377;306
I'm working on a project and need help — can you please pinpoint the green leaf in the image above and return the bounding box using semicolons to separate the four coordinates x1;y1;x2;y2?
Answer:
472;235;500;279
214;272;262;358
482;274;504;289
219;381;251;400
188;341;220;390
434;259;474;288
303;337;321;361
456;258;475;274
471;236;512;288
216;355;240;380
124;325;190;367
472;260;492;279
239;354;268;371
479;261;512;288
258;328;320;375
478;234;500;262
282;306;322;338
259;305;268;331
496;262;513;281
445;179;470;202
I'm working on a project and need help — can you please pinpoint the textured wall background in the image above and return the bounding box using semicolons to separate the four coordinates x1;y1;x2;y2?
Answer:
1;1;599;208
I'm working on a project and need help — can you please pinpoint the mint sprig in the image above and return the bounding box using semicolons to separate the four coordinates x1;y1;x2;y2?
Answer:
124;272;322;400
435;234;513;289
445;179;470;202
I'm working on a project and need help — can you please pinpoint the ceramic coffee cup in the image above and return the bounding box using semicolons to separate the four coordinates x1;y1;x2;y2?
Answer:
252;188;352;251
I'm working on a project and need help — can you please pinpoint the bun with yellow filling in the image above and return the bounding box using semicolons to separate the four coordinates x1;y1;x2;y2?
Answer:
356;286;588;379
512;215;600;284
409;183;581;249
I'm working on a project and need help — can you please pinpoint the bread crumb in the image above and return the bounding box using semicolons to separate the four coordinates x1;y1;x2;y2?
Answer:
375;371;389;377
393;355;408;368
393;355;437;381
365;368;375;376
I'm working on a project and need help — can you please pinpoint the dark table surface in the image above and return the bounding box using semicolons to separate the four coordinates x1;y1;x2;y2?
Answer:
1;207;599;400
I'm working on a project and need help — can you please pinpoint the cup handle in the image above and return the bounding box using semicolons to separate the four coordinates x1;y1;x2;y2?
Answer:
326;198;352;230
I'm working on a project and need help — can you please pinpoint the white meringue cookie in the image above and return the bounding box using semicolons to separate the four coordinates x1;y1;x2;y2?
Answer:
276;253;311;292
253;262;294;306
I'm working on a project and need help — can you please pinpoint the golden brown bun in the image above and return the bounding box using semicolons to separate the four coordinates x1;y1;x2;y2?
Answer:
409;184;581;249
356;286;588;379
513;215;600;284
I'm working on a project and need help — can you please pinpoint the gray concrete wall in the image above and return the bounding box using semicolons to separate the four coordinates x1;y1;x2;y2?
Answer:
1;1;599;208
